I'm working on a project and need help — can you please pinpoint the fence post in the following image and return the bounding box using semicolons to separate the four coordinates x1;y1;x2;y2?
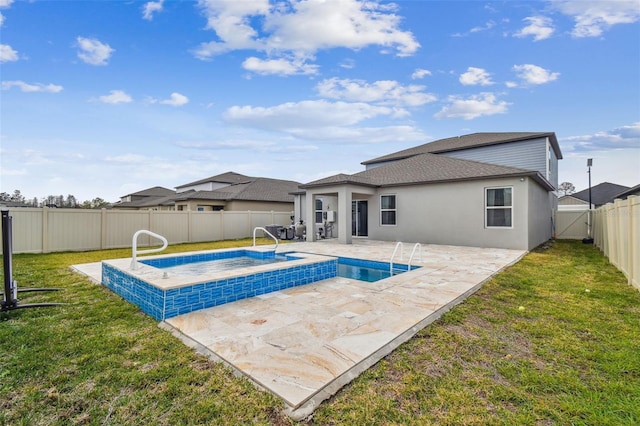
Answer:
220;211;225;240
42;207;49;254
188;210;193;243
101;208;107;249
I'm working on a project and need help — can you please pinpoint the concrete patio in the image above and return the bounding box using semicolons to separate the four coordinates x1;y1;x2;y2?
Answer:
72;239;525;419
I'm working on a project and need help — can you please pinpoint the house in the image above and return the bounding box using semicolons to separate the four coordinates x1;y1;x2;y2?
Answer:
294;132;562;250
112;186;176;210
613;184;640;200
173;172;301;212
558;182;631;210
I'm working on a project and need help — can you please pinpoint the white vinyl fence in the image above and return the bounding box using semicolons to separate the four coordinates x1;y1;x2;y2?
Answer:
0;208;294;254
593;196;639;291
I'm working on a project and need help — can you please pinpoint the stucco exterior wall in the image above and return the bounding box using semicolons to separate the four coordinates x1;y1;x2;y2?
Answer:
528;180;554;249
366;177;544;250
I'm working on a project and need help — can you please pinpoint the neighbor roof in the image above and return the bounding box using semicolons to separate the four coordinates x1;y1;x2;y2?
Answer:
302;153;554;191
362;132;562;166
123;186;174;197
175;171;252;189
115;186;176;208
174;177;301;203
570;182;631;206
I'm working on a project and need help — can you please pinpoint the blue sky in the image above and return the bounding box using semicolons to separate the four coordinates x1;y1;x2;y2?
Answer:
1;0;639;203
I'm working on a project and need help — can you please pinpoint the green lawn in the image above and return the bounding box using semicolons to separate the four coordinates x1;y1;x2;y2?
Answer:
1;239;638;425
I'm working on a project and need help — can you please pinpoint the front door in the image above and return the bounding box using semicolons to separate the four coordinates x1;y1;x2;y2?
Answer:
352;200;368;237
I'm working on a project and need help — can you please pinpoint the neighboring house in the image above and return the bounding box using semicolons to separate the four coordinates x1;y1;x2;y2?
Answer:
173;172;301;212
295;132;562;250
558;182;631;210
613;184;640;200
111;186;176;210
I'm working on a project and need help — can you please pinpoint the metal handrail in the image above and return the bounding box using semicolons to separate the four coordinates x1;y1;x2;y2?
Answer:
408;243;422;271
253;227;279;250
131;230;168;270
390;241;404;275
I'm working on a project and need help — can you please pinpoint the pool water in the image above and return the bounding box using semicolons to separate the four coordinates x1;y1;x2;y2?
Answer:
337;257;411;282
156;256;287;277
337;263;391;282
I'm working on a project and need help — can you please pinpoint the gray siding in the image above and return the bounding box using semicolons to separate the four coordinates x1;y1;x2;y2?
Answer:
440;137;548;179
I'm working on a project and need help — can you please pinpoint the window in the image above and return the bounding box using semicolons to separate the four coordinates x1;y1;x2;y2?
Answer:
380;195;396;225
315;198;323;224
486;187;513;227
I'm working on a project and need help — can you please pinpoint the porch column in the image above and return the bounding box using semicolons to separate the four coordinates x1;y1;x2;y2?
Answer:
305;192;316;242
337;187;352;244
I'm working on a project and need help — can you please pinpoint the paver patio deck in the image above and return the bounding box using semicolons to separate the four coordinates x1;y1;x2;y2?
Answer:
72;239;525;419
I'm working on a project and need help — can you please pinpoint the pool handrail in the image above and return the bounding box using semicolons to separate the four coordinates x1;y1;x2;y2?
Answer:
408;242;422;271
390;241;404;275
131;230;168;270
253;227;279;250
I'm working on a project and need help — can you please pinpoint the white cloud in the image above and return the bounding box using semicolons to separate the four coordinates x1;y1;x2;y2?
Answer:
512;64;560;85
0;43;18;62
142;0;164;20
561;122;640;152
339;58;356;69
160;92;189;106
242;56;319;76
224;100;394;131
316;78;436;107
514;16;555;41
176;139;317;154
76;36;114;66
97;90;133;104
194;0;419;66
470;20;496;33
0;13;5;27
553;0;640;38
411;68;432;79
452;20;496;37
459;67;494;86
435;93;510;120
1;80;63;93
0;0;14;7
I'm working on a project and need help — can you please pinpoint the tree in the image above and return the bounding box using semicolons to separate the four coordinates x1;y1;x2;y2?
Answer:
558;182;576;196
66;194;78;208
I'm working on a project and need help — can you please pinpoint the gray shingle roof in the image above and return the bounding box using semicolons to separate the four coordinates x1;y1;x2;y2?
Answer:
114;186;176;208
571;182;631;206
175;172;252;189
124;186;174;197
174;177;301;203
302;153;554;190
362;132;561;165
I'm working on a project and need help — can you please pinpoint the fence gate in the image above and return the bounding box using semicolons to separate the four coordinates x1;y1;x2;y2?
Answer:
555;210;589;239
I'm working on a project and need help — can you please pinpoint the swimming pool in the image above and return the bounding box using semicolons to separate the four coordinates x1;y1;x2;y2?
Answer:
101;248;412;321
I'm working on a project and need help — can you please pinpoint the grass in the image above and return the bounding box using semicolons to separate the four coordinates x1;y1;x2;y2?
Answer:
1;239;639;425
